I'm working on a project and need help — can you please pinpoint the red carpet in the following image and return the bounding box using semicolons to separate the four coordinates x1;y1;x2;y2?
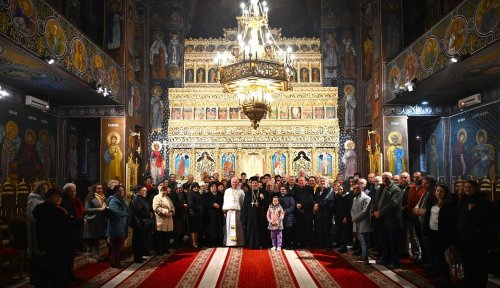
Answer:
137;248;215;288
237;249;280;288
71;255;132;288
308;250;386;288
30;247;454;287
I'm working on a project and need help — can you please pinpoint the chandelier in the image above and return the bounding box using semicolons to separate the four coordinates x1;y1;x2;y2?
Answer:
215;0;295;129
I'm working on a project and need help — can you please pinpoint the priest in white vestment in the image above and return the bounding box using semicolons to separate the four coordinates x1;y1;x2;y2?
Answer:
223;177;245;246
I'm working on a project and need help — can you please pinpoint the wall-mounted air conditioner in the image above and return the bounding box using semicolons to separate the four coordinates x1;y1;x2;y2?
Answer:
458;93;481;109
25;95;48;111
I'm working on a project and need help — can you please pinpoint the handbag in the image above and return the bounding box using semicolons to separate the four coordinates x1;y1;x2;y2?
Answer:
444;245;462;265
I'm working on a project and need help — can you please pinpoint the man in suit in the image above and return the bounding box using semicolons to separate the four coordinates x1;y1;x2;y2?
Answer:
371;172;402;268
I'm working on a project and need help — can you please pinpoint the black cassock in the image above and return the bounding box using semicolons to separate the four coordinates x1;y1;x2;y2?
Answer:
204;192;224;247
241;188;265;249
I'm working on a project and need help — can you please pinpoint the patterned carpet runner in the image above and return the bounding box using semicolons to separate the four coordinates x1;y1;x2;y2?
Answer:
8;247;469;288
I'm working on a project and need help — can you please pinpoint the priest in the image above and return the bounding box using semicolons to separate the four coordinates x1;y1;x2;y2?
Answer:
241;176;266;249
222;177;245;246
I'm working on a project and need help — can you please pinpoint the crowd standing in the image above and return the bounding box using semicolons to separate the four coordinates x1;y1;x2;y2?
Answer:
25;168;498;288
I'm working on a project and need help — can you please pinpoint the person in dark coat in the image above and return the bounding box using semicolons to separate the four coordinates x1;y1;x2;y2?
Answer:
422;184;456;287
314;176;335;250
241;176;266;249
333;185;353;253
293;176;314;249
371;172;403;268
186;182;205;248
170;183;188;248
107;185;129;268
33;188;71;288
457;180;494;288
130;186;153;263
279;186;295;249
61;183;84;281
204;182;224;247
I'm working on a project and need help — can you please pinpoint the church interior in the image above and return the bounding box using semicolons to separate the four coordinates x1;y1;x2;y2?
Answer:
0;0;499;287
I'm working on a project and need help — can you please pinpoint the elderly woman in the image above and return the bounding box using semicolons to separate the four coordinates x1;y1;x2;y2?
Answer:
107;185;129;268
153;185;175;255
27;181;49;286
83;183;107;261
62;183;84;280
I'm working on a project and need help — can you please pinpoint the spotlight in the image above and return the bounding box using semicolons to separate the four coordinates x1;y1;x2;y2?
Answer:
421;101;429;105
0;85;8;97
41;56;55;64
451;53;470;63
416;135;421;141
404;78;417;92
103;87;109;97
97;84;104;93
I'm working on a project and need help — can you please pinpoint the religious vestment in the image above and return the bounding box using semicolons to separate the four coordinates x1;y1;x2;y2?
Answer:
222;187;245;246
241;188;265;249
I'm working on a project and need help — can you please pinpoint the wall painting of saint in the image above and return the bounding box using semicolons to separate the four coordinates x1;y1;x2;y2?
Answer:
272;152;286;176
222;152;236;178
175;153;190;179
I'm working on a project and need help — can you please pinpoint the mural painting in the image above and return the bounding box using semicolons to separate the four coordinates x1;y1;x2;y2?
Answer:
0;101;57;183
474;0;500;35
342;140;357;178
150;85;163;132
444;16;467;56
420;37;439;71
343;84;356;131
150;31;168;80
101;118;125;183
222;152;236;178
150;140;165;185
318;151;333;177
272;152;286;176
450;104;500;181
10;0;38;37
175;152;190;179
421;120;444;180
71;39;87;73
384;116;408;176
44;18;66;57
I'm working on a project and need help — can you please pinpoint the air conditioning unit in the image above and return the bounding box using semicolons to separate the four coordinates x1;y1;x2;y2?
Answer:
458;93;481;109
25;95;48;111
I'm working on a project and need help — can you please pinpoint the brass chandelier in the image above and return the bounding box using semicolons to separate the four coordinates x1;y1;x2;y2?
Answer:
216;0;295;129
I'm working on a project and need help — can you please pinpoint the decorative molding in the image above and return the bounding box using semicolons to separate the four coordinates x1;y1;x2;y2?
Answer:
59;105;126;118
383;105;444;116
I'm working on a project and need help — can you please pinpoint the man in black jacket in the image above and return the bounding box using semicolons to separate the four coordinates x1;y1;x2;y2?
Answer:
293;176;314;248
371;172;403;268
314;176;334;250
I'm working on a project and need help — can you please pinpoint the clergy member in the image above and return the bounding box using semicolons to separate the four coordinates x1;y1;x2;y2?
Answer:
241;176;266;249
223;177;245;246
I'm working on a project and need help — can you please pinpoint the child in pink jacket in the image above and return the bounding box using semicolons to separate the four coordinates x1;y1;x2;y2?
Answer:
267;196;285;251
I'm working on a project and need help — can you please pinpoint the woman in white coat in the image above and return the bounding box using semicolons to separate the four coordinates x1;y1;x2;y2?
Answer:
153;185;175;255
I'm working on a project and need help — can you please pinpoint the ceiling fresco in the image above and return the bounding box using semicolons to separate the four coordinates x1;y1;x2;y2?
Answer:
0;39;120;106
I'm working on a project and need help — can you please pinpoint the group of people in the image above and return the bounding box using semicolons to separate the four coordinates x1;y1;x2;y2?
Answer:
25;168;496;288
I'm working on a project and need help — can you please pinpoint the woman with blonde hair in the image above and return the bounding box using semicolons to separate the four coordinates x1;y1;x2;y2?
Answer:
83;183;107;261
